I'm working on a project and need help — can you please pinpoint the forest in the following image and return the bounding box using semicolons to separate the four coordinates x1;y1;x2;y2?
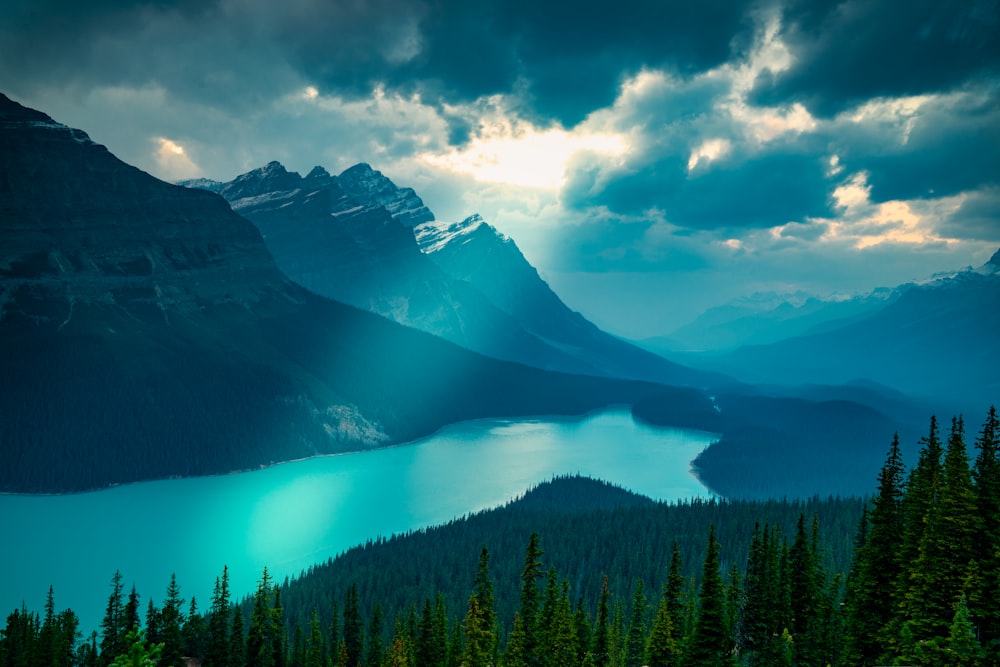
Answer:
2;407;997;667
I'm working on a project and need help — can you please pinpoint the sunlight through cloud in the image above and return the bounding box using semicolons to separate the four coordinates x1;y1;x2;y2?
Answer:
421;125;628;189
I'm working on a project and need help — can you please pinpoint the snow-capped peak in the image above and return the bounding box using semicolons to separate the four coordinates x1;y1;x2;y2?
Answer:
413;214;502;254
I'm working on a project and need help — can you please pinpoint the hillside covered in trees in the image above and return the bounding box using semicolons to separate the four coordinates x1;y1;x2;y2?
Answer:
3;408;997;666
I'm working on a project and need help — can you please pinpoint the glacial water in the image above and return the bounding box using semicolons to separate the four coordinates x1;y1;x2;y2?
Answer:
0;410;716;632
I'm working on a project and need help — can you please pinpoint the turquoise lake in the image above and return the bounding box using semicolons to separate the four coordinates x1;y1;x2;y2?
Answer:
1;410;716;632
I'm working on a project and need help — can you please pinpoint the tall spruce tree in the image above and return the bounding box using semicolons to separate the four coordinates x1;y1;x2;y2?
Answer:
591;576;612;667
206;567;232;667
971;406;1000;653
684;525;733;667
159;574;185;667
623;580;646;667
99;571;126;666
509;533;544;667
844;433;905;666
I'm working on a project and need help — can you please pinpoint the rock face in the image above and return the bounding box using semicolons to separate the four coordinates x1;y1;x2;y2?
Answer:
414;215;712;386
204;163;600;375
0;93;664;493
0;99;283;314
200;162;713;386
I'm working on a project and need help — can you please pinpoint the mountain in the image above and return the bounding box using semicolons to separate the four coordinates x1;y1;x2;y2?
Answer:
639;286;904;354
414;214;713;386
194;163;714;387
703;256;1000;407
194;162;601;375
0;93;675;493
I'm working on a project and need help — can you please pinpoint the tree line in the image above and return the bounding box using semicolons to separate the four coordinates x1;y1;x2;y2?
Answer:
2;408;997;666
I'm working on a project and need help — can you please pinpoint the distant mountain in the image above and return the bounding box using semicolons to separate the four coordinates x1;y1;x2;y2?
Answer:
192;163;714;387
704;255;1000;407
0;93;673;493
639;287;904;354
414;214;713;386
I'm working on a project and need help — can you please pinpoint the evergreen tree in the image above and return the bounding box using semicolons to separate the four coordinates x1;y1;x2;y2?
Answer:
684;525;732;667
305;610;323;667
183;597;207;663
623;580;646;667
646;596;679;667
788;514;819;666
460;597;492;667
664;541;686;645
159;574;185;667
145;601;162;647
971;406;1000;653
110;629;162;667
342;585;363;667
471;547;498;665
844;433;905;666
590;576;611;667
364;603;383;667
943;594;985;667
509;534;544;667
123;587;141;636
899;417;974;658
572;598;591;667
229;608;245;667
546;582;577;667
99;571;126;665
247;569;277;667
206;567;232;667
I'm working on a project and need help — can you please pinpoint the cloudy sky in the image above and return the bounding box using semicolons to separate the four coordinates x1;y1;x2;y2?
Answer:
2;0;998;337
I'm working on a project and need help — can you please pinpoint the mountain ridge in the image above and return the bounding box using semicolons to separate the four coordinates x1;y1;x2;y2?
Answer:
0;92;679;493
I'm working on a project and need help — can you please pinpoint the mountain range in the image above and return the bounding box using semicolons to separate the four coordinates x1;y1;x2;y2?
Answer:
3;91;993;499
184;164;708;386
685;255;1000;408
0;92;671;493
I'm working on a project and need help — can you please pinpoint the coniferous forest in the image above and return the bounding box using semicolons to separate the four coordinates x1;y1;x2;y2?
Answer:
3;408;997;667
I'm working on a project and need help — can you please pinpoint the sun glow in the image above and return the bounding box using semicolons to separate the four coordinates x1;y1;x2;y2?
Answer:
421;125;628;189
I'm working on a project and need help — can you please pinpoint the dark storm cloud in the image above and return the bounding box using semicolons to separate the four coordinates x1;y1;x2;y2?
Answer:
833;84;1000;203
0;0;760;132
564;148;834;230
752;0;1000;115
939;188;1000;241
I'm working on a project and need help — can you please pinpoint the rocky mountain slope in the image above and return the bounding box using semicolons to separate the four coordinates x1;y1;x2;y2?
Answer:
0;93;673;493
194;164;714;387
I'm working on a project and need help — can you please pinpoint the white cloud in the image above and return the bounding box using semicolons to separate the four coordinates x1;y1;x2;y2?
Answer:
153;137;201;181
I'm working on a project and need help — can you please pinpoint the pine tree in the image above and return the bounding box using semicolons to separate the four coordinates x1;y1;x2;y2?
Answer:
684;525;733;667
365;603;384;667
123;587;141;636
342;585;363;667
471;547;498;665
943;594;985;667
971;406;1000;653
183;597;207;663
844;433;905;665
788;514;819;666
206;567;232;667
623;580;646;667
509;533;544;667
229;608;246;667
590;576;611;667
160;574;185;667
899;416;977;659
460;597;492;667
247;569;276;667
306;610;324;667
664;542;685;644
99;571;126;665
646;596;680;667
110;629;162;667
